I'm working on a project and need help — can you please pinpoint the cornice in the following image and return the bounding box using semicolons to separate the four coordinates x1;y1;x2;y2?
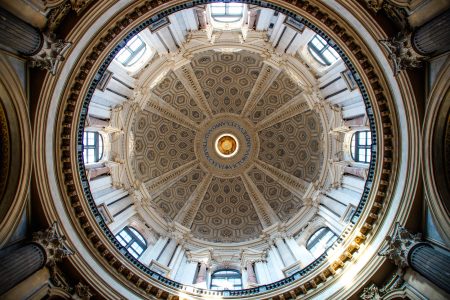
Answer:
31;0;419;298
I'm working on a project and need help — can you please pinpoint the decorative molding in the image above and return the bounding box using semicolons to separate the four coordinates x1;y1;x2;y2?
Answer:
173;64;213;118
378;223;422;268
32;222;75;268
240;63;281;117
379;32;427;76
29;32;71;75
241;172;279;228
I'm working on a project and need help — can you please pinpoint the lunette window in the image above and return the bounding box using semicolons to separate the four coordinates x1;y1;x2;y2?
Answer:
115;36;147;67
351;130;372;163
116;226;147;259
210;3;244;23
83;131;103;164
210;269;242;290
307;35;339;66
306;227;338;259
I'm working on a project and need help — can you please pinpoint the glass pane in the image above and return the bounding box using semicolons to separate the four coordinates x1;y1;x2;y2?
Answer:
311;38;324;50
358;149;365;159
323;50;337;64
120;231;132;243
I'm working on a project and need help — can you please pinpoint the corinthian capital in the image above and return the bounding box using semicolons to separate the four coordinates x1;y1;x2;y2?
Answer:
378;223;422;268
29;32;71;75
32;222;75;267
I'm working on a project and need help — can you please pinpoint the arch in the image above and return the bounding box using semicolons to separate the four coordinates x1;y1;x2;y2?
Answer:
350;130;372;163
210;269;242;290
0;56;31;247
115;35;147;67
307;34;340;66
83;131;104;164
116;226;147;259
306;227;338;259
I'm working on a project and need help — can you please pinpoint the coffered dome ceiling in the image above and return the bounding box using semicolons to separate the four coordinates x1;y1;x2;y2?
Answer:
131;50;324;243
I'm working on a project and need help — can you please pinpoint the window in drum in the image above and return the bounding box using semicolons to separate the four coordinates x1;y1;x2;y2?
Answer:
306;227;338;259
307;35;340;66
115;226;147;259
115;36;147;67
83;131;103;164
351;130;372;163
210;269;242;290
210;3;244;23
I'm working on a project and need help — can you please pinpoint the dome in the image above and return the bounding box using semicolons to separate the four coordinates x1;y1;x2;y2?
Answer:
80;1;375;292
2;0;449;299
131;49;325;243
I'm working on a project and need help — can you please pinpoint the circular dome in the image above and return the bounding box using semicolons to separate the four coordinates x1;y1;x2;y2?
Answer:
41;0;414;298
131;49;325;243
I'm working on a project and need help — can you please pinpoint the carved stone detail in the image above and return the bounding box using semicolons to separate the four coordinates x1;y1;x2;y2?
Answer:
176;173;213;228
255;159;309;198
32;222;75;267
145;159;199;198
29;32;71;75
378;223;422;268
240;63;281;117
174;64;213;118
241;172;279;227
75;282;94;300
379;32;427;76
255;93;309;131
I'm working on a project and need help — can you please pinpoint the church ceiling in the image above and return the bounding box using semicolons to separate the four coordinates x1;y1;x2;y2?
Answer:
249;72;303;123
192;50;263;115
131;50;325;243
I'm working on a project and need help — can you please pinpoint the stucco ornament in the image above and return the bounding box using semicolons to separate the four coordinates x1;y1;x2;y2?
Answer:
378;223;422;268
32;222;75;267
379;32;426;76
29;32;71;75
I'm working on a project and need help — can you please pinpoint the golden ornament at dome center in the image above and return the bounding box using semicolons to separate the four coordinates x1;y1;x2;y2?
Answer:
216;134;238;157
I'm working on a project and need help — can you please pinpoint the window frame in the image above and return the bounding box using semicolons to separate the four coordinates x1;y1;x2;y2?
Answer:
306;227;338;259
307;35;340;66
210;269;243;290
210;3;244;23
83;131;103;164
115;226;147;259
115;36;147;67
351;130;372;163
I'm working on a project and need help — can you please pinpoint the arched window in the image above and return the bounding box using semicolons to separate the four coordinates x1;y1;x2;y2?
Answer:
83;131;103;164
210;269;242;290
307;35;339;66
116;226;147;259
306;227;337;259
210;3;244;23
351;130;372;163
115;36;146;67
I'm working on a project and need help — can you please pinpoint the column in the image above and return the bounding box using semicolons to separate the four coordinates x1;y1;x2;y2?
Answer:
168;245;183;276
178;259;198;284
267;247;284;280
274;238;296;266
254;261;270;284
246;261;257;287
171;251;186;280
344;166;367;179
0;223;73;296
0;7;42;55
158;239;177;266
195;262;208;289
0;7;70;74
88;166;110;180
0;244;46;295
379;223;450;294
413;10;450;56
142;237;169;264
